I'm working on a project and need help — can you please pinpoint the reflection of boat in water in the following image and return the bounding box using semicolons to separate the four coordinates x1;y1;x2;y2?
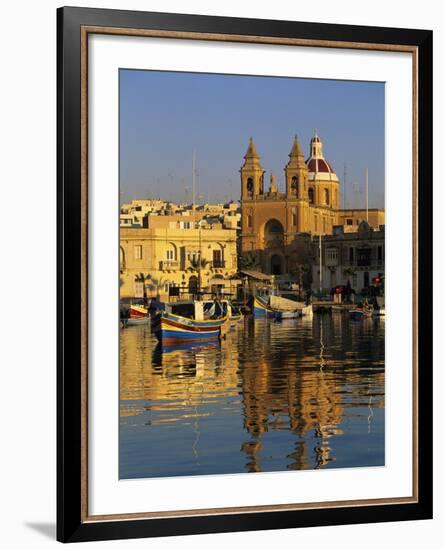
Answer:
120;304;150;328
349;303;373;319
372;296;385;316
155;339;220;355
254;295;313;319
151;299;230;344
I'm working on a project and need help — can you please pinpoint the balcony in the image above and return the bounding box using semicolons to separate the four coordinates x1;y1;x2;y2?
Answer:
159;260;179;271
211;260;226;269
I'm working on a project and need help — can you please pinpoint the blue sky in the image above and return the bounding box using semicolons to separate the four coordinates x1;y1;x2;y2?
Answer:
120;69;385;208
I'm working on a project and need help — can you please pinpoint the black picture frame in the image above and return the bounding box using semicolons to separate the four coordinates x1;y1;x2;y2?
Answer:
57;6;433;543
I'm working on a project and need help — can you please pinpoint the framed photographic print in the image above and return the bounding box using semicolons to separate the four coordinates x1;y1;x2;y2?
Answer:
57;6;433;543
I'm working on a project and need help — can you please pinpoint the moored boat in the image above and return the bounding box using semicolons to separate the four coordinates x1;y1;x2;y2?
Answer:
126;304;150;325
254;294;313;319
151;299;230;344
253;296;278;318
230;303;243;323
349;304;373;319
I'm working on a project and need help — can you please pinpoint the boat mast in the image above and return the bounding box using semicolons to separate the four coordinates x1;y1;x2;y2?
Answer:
365;167;369;222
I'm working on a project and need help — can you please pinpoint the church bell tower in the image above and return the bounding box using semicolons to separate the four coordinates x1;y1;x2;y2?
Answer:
240;137;265;199
285;135;308;200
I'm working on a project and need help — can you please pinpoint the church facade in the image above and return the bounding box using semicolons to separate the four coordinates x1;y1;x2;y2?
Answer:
240;133;384;275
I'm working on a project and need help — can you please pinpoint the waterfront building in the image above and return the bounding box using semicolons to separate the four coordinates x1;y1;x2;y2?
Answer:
311;221;385;293
120;199;178;227
240;133;384;275
120;213;238;301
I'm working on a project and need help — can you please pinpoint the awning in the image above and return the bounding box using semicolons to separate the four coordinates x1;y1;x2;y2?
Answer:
237;270;273;281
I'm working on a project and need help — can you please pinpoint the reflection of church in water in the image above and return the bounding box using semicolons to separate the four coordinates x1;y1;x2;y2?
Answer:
240;133;350;275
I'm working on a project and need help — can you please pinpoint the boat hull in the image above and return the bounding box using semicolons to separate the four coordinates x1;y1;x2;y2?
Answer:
126;317;150;326
253;297;278;318
152;312;226;344
349;308;373;319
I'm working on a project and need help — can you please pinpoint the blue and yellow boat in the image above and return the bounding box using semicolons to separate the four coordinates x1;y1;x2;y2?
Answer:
151;299;230;345
253;296;279;318
230;303;243;323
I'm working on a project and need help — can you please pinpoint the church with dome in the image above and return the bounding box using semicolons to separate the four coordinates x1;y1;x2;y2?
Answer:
240;133;385;275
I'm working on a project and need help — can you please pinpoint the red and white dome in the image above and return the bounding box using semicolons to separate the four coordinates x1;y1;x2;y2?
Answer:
306;132;339;183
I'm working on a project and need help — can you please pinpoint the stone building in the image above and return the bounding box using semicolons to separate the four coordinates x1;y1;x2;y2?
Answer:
120;214;238;301
240;133;384;275
311;221;385;293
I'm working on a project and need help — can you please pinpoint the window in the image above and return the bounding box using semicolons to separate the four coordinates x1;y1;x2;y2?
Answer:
377;245;383;262
247;214;252;228
346;218;353;226
326;248;337;261
213;249;223;268
349;247;354;263
357;248;371;267
292;208;297;227
326;248;338;266
134;245;142;260
134;281;144;298
291;176;299;197
247;177;253;196
308;188;314;204
166;249;175;260
324;188;330;205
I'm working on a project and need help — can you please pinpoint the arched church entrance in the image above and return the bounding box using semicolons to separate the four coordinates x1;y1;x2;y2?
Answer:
270;254;283;275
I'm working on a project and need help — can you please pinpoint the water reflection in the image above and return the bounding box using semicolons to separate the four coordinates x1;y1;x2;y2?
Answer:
120;314;385;479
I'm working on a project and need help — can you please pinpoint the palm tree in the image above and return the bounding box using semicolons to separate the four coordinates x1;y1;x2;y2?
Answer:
342;267;357;301
148;275;169;299
187;257;209;272
134;273;151;303
240;252;261;271
343;266;356;284
289;264;309;298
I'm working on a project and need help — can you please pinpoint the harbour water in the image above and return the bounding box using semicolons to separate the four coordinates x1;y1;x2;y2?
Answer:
120;314;385;479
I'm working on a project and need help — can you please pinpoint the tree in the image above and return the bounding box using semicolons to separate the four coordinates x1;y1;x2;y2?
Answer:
134;273;151;302
240;252;261;271
343;267;356;284
187;257;209;272
289;264;309;297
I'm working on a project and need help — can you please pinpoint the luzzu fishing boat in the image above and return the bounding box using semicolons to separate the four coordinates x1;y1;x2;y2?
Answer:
253;295;278;318
230;304;243;323
253;294;313;319
151;299;230;344
349;303;373;319
126;304;150;325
